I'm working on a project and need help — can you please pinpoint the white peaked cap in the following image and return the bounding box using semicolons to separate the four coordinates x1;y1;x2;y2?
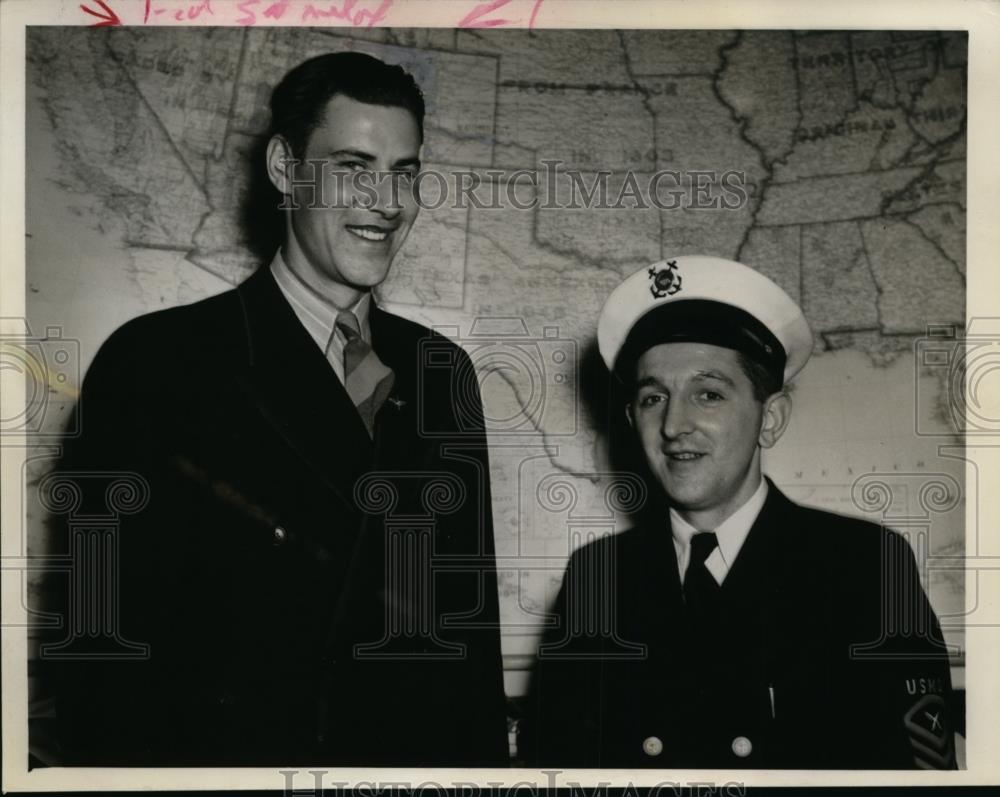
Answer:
597;255;813;384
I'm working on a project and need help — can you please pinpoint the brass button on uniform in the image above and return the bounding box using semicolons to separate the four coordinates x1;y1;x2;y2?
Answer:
273;525;287;545
731;735;752;758
642;736;663;756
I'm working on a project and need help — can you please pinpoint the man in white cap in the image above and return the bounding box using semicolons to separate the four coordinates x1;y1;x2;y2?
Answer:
522;256;956;769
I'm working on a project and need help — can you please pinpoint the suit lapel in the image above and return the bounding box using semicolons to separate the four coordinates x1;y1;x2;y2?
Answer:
721;481;815;608
233;266;375;509
638;496;686;649
719;482;782;600
631;498;686;743
368;306;434;472
716;482;808;693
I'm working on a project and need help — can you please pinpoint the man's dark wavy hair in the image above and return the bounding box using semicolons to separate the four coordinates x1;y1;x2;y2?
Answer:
269;51;426;157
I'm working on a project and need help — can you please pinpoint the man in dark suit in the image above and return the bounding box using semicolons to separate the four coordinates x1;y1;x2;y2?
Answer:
522;256;957;769
44;52;507;766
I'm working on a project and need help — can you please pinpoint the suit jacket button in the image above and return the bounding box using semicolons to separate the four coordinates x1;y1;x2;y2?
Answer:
732;736;753;758
273;526;287;545
642;736;663;756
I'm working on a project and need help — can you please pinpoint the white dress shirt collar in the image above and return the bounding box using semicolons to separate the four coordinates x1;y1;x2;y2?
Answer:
269;249;372;349
670;477;769;585
269;251;372;384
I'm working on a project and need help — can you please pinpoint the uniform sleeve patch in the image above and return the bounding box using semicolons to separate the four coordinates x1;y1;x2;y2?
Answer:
904;693;955;769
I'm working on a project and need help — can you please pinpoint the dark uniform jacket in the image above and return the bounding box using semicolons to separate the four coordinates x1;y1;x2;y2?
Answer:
521;482;956;769
44;265;508;766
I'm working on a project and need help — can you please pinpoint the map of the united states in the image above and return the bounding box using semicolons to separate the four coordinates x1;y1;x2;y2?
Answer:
26;27;968;686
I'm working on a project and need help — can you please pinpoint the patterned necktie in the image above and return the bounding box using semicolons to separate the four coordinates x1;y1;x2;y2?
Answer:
335;310;395;438
683;531;720;612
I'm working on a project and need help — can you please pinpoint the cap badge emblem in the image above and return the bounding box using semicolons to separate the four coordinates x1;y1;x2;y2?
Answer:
648;260;682;299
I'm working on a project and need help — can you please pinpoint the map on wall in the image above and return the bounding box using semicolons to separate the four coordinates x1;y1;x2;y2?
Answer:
26;27;969;691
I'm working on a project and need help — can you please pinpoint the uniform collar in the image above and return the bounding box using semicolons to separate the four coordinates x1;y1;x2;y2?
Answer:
269;249;372;349
670;477;769;574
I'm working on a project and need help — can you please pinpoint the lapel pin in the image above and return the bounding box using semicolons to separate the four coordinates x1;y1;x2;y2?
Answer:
387;396;406;410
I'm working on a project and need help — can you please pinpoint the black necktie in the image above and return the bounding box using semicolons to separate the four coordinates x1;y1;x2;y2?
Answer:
683;531;720;613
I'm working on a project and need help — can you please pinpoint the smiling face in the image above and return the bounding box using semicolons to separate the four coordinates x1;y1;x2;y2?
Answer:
266;94;421;307
626;342;791;530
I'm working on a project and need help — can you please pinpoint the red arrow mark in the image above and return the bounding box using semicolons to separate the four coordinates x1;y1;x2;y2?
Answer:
528;0;544;28
458;0;514;28
80;0;121;26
